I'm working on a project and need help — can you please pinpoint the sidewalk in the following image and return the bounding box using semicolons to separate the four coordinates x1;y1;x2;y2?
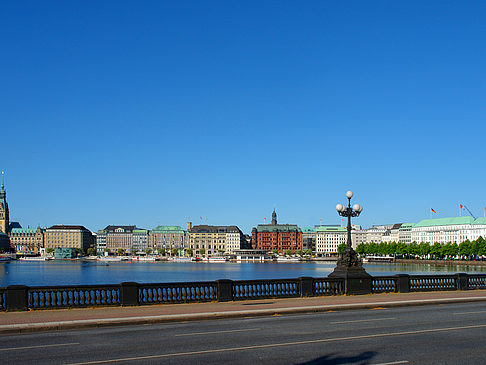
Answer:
2;290;486;334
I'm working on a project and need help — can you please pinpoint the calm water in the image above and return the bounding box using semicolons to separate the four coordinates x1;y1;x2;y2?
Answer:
1;261;486;286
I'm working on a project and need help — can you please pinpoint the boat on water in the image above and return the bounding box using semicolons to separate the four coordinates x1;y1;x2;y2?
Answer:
0;256;12;262
276;256;301;262
167;257;195;262
19;256;52;261
131;256;159;262
98;256;124;262
362;255;395;263
206;256;229;263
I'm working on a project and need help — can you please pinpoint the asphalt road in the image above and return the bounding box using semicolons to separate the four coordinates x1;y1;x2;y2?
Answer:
2;301;486;364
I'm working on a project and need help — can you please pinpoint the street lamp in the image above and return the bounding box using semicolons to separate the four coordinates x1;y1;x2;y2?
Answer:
329;191;370;288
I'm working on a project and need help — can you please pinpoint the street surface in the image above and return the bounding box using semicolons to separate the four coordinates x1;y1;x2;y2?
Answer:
2;301;486;364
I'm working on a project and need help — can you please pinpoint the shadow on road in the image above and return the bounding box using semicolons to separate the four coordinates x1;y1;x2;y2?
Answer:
298;351;377;365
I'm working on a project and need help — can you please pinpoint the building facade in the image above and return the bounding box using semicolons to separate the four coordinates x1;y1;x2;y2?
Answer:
302;227;316;252
149;226;186;252
9;227;45;254
251;210;303;254
316;226;348;255
44;225;94;252
411;217;486;244
98;225;137;254
132;229;150;252
187;225;245;255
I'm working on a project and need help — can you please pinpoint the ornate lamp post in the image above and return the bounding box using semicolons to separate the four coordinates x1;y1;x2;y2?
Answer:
329;191;371;294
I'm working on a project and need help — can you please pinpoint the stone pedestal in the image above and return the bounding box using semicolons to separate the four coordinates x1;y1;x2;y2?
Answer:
328;248;372;295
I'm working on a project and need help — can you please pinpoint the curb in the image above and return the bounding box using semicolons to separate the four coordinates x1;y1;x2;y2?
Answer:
2;296;486;335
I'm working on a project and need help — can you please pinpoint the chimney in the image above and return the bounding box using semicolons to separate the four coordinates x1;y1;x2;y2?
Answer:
187;221;192;231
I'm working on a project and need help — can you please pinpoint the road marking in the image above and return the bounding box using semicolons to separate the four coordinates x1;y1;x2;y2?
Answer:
454;310;486;315
0;342;80;352
331;317;396;324
372;361;408;365
174;328;260;337
67;323;486;364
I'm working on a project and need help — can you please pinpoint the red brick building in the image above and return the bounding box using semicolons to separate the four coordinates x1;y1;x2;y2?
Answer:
251;210;303;254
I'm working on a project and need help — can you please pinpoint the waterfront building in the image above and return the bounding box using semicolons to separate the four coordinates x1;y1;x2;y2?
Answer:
411;217;486;244
44;225;94;252
381;223;403;243
133;229;149;252
251;210;303;254
187;225;245;255
398;223;415;244
0;174;9;234
101;225;137;254
315;226;348;255
96;230;106;254
149;226;186;252
302;227;316;252
8;227;45;254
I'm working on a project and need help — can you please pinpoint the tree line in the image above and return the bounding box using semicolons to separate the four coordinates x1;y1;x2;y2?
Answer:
346;237;486;260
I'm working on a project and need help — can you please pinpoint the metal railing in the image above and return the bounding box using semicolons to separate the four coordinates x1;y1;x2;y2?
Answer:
1;273;485;311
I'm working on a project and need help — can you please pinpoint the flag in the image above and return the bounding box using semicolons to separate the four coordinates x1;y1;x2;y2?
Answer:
431;208;436;213
460;204;464;209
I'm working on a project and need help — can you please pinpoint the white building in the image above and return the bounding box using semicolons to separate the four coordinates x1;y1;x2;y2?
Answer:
411;217;486;244
316;226;348;255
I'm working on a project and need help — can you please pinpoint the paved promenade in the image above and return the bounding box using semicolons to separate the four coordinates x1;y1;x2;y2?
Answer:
1;290;486;334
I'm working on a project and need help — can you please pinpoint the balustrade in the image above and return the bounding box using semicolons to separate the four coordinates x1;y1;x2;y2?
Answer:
1;273;484;311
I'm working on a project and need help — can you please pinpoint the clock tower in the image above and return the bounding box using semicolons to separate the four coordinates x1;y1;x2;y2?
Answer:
0;172;10;234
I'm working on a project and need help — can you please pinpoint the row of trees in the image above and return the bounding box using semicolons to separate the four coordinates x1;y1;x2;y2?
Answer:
339;237;486;260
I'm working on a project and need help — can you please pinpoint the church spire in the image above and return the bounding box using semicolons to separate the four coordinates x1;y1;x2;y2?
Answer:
272;208;277;225
1;171;4;193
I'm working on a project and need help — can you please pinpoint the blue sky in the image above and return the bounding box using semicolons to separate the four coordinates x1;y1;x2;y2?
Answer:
2;1;486;234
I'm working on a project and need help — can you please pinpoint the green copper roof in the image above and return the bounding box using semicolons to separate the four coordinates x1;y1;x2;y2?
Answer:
399;223;416;229
302;227;316;233
414;216;475;228
152;225;185;233
316;226;347;232
474;217;486;225
10;228;37;234
256;224;301;233
133;229;148;234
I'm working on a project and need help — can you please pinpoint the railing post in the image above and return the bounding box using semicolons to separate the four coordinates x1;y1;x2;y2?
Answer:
395;274;410;293
120;282;139;306
216;279;233;302
299;277;314;297
456;273;469;290
6;285;29;311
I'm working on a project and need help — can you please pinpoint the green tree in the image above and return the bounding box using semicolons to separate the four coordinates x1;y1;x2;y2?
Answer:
459;240;472;258
356;243;366;255
145;249;152;255
198;248;205;256
186;248;193;256
87;247;96;256
46;247;55;255
295;250;303;256
158;248;166;256
284;249;292;256
337;243;346;254
116;249;125;256
304;249;312;256
171;248;179;256
272;249;278;255
418;242;430;258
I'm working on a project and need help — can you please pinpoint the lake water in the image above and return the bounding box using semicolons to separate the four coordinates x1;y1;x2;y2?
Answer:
1;260;486;287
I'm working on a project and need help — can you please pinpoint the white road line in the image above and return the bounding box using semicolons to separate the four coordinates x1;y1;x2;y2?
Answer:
175;328;260;337
67;323;486;364
372;361;408;365
0;342;80;352
331;317;396;324
454;310;486;315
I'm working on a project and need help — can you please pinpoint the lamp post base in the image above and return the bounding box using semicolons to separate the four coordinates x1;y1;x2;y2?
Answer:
328;248;372;295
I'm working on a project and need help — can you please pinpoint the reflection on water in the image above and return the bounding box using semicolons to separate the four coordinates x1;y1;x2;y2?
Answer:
0;260;485;286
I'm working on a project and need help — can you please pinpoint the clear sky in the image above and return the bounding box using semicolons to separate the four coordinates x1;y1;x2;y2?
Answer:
2;1;486;234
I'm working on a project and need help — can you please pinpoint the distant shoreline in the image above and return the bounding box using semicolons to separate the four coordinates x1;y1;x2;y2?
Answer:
394;258;486;266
